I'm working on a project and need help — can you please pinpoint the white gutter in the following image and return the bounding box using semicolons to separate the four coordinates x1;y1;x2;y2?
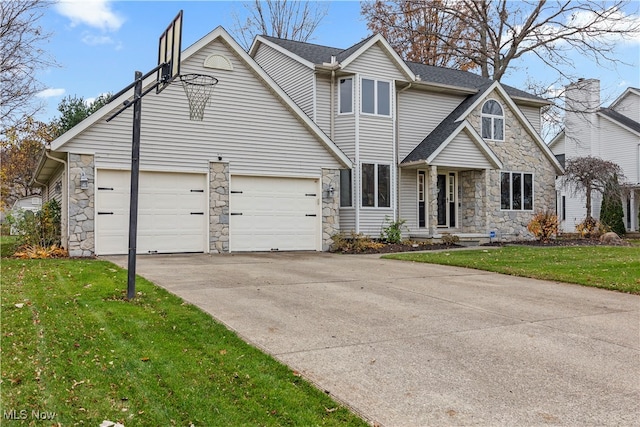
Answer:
44;149;69;248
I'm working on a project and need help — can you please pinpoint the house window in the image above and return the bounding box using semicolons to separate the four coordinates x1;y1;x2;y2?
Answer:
362;163;391;207
481;99;504;141
501;172;533;211
340;169;352;207
339;77;353;114
361;78;391;116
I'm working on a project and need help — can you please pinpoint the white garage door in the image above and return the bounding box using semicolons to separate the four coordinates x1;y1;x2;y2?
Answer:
96;170;207;255
229;176;320;252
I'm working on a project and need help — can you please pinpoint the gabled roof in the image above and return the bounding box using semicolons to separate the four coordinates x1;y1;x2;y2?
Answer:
43;26;352;172
253;34;548;105
598;108;640;136
609;87;640;110
402;81;564;174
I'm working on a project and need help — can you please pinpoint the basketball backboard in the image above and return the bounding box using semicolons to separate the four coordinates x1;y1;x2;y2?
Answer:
157;10;183;94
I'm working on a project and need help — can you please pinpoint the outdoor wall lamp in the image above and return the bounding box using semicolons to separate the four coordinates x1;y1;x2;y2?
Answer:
80;170;88;190
327;186;335;198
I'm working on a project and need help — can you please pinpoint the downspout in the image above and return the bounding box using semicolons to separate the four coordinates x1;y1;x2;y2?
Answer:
330;69;335;141
44;149;69;248
395;83;412;223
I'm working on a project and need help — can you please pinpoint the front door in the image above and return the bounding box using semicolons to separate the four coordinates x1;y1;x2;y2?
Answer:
418;171;426;227
437;172;457;228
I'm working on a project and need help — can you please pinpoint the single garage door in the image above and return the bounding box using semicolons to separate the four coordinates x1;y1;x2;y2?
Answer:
96;170;207;255
229;176;320;252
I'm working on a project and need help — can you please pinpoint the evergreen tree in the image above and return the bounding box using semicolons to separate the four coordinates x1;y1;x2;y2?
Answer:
599;175;626;235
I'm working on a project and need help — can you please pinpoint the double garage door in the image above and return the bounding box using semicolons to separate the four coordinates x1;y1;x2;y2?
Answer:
95;170;320;255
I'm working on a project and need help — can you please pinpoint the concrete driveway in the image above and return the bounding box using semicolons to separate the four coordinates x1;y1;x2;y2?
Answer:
106;252;640;426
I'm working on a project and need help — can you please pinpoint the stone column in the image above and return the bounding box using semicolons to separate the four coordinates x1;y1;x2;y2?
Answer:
428;165;439;236
322;169;340;251
68;154;95;257
209;162;229;253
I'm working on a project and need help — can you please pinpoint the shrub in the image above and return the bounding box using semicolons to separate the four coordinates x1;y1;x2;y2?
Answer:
380;217;407;244
330;231;384;253
441;233;460;245
7;199;61;248
527;210;559;242
575;216;605;238
599;189;625;235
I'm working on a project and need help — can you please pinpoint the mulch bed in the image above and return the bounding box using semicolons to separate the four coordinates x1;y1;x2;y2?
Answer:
334;237;630;254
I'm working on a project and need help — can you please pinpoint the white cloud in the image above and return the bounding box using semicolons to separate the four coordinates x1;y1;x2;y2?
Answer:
55;0;124;32
567;7;640;45
37;88;66;98
81;33;114;46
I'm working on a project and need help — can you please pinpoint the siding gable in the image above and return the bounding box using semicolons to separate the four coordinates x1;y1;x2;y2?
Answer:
343;42;408;81
54;29;349;177
430;129;495;169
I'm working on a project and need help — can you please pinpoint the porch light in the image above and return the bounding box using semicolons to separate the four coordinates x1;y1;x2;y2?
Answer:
326;186;335;198
80;170;88;190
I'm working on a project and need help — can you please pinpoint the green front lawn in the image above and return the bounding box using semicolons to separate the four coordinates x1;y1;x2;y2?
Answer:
1;259;367;426
384;245;640;294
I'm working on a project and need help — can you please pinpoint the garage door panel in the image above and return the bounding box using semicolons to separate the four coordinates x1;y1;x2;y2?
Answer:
230;176;319;252
96;170;207;255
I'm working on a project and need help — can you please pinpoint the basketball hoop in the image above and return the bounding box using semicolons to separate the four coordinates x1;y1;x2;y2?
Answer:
180;73;218;121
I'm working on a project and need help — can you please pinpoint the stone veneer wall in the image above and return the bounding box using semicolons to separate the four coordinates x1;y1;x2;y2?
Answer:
322;169;340;251
209;162;229;253
427;166;439;235
68;154;95;257
468;91;557;240
459;170;486;233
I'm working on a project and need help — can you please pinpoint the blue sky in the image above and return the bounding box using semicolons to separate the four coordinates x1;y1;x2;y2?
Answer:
36;1;640;123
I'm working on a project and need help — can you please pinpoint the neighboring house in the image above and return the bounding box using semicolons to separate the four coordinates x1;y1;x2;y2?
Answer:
33;27;561;257
550;79;640;232
8;196;42;235
33;27;350;257
250;34;562;241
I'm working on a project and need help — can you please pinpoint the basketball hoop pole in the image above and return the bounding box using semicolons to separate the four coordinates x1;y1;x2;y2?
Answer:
126;71;143;300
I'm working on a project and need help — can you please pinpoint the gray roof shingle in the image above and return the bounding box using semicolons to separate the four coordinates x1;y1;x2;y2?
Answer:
259;35;545;102
599;108;640;134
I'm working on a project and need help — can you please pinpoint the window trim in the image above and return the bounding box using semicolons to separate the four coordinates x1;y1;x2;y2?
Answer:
481;99;505;141
500;171;534;211
360;77;392;117
361;162;392;208
338;77;353;115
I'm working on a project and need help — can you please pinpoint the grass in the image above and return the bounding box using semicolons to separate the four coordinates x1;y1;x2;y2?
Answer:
384;245;640;294
1;234;20;257
1;259;368;426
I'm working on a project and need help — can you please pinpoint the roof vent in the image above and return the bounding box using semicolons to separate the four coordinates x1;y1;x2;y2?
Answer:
203;54;233;71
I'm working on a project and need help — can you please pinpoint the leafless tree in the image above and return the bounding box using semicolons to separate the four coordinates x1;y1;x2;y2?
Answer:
562;156;625;221
1;0;57;128
232;0;329;49
361;0;640;82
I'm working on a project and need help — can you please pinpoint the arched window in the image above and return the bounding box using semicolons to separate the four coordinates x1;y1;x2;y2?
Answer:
481;100;504;141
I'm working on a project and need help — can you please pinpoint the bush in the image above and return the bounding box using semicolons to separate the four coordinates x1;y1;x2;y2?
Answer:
330;231;384;253
599;189;625;235
380;217;406;244
527;210;559;242
575;216;605;238
7;199;61;248
441;233;460;245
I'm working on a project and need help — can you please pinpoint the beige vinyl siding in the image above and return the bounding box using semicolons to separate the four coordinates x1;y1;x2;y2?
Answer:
519;105;541;133
61;39;341;176
46;166;65;205
550;134;565;155
399;168;418;231
398;89;465;160
345;43;407;81
335;114;356;160
253;44;315;118
430;132;494;169
359;116;393;162
359;208;393;236
315;75;331;133
599;117;639;183
339;208;356;233
614;92;640;121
